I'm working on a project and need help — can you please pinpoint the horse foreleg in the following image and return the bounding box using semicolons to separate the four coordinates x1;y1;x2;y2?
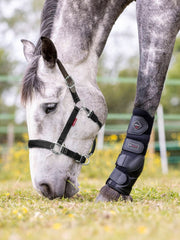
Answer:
97;0;180;202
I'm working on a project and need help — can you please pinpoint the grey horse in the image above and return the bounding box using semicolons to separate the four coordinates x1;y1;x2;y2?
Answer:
21;0;180;201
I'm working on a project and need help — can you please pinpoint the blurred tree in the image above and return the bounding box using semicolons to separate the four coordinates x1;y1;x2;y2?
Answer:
0;48;17;114
0;49;13;75
118;56;138;78
0;0;44;71
161;37;180;114
0;0;44;30
0;0;44;143
99;82;136;113
98;55;138;114
0;0;180;117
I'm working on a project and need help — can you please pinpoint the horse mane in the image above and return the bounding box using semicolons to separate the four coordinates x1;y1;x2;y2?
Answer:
34;0;59;55
21;0;59;103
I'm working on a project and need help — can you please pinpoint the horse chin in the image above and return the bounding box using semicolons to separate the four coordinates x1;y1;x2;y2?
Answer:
64;178;79;198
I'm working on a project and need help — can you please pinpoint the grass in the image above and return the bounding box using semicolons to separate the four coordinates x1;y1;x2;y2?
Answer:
1;173;180;240
1;139;180;239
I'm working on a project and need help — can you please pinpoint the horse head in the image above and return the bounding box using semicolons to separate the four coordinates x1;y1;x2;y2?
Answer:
21;37;107;199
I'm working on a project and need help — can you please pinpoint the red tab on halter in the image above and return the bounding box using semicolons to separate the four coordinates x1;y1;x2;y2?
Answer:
72;118;77;126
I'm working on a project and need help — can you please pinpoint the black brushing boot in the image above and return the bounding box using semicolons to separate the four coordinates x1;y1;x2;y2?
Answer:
96;108;154;202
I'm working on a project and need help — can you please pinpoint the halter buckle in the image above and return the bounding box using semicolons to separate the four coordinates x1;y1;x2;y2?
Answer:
51;143;63;155
66;76;75;89
80;106;92;117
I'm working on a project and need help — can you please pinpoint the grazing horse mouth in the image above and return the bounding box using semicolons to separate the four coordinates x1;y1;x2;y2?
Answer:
38;178;79;200
64;178;79;198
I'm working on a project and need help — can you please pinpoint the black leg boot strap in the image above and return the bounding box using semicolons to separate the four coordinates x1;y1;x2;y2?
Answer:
106;108;154;196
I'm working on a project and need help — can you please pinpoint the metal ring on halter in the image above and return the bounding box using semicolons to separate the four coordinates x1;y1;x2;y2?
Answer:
82;157;90;166
80;106;92;117
51;143;63;155
75;155;90;166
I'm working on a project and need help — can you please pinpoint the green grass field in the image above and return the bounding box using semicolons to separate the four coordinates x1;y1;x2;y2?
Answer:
1;173;180;240
0;143;180;240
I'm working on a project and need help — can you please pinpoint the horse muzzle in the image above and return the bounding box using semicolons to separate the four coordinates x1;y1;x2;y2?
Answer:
36;178;79;200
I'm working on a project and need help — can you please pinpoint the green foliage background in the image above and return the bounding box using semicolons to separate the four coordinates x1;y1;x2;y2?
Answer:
0;0;180;117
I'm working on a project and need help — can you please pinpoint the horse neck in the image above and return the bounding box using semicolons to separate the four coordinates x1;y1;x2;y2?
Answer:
49;0;133;86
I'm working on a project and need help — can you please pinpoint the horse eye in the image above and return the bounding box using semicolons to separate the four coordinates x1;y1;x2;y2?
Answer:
44;103;58;114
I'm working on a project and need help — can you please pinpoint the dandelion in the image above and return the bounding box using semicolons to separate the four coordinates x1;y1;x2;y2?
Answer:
22;207;28;214
68;213;74;218
18;213;23;219
104;225;112;232
22;133;29;142
110;210;116;215
5;192;10;197
52;223;62;230
110;135;118;142
137;225;147;234
12;209;18;215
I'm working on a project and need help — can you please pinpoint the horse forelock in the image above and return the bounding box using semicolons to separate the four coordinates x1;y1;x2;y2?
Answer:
21;56;44;104
22;0;60;103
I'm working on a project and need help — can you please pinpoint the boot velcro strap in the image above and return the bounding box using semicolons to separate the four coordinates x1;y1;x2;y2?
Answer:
108;168;128;186
122;138;144;154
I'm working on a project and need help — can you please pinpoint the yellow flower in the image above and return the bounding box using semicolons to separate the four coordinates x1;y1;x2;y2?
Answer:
22;133;29;141
137;225;147;234
5;192;10;197
18;213;23;219
52;223;62;230
110;135;118;141
104;225;112;232
13;210;18;215
22;207;28;214
110;210;116;215
68;214;74;218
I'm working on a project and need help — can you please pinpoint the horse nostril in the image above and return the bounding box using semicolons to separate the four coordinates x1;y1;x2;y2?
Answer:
39;183;54;199
37;180;66;200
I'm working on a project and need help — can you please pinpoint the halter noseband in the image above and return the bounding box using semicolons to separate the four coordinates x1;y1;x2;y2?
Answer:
28;59;102;165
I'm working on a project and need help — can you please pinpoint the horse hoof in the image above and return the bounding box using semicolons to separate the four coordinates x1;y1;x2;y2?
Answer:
120;194;133;202
95;185;120;202
96;184;133;202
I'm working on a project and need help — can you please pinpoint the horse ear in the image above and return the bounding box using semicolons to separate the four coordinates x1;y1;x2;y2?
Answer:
21;39;35;62
41;36;57;68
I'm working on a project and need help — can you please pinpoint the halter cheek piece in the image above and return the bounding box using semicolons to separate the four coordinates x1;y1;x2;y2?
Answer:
28;59;102;165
